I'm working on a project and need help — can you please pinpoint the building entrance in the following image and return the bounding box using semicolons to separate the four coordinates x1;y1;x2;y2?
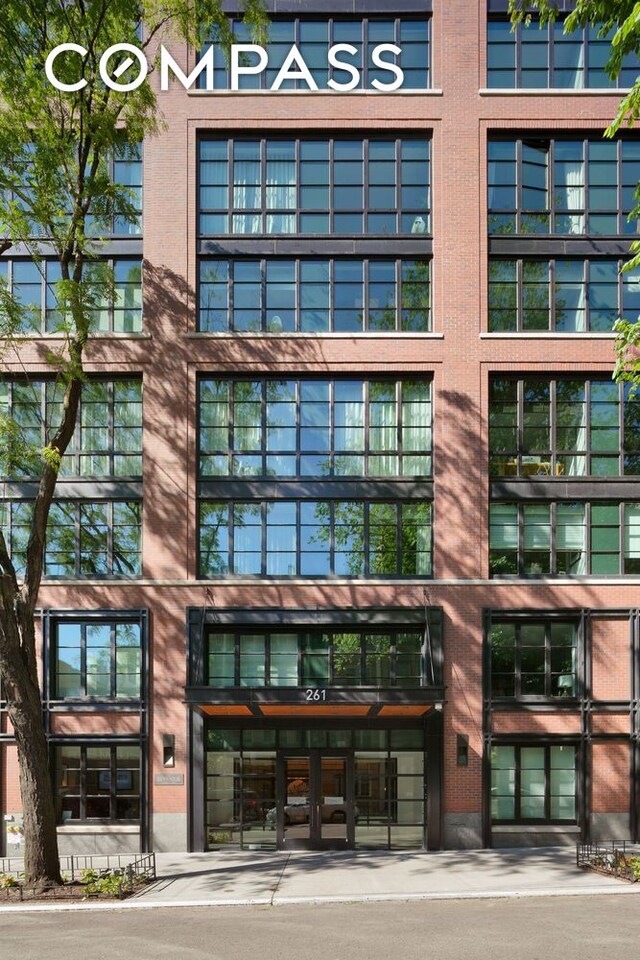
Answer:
201;723;440;851
277;750;353;849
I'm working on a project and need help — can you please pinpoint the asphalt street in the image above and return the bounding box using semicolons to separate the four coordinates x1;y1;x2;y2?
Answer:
2;896;639;960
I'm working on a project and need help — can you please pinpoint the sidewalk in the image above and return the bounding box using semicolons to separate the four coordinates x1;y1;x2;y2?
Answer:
141;847;640;907
3;846;640;912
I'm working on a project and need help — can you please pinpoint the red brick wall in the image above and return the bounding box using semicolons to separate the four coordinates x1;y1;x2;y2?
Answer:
1;1;639;836
592;742;630;814
592;619;631;702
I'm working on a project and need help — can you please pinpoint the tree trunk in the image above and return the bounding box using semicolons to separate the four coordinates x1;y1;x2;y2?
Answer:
0;565;62;885
9;696;62;885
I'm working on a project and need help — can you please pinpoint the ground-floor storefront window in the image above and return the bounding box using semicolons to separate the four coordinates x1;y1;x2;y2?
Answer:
205;725;426;850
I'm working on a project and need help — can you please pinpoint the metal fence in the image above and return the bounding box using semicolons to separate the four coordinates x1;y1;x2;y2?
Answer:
0;852;156;884
577;842;640;882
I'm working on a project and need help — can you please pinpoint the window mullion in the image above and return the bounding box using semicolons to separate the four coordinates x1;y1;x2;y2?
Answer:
107;501;114;576
515;625;522;698
80;746;87;821
111;622;117;698
517;257;523;332
81;623;88;698
545;746;551;821
619;378;625;475
110;746;117;821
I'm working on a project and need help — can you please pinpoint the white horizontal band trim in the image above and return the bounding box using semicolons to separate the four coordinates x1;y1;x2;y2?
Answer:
1;333;152;341
185;331;444;339
493;824;581;833
480;332;616;339
38;577;640;587
479;87;628;96
57;824;140;834
188;89;442;97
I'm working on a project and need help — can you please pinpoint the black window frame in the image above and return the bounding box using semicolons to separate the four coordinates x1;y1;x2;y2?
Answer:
0;257;144;335
488;617;579;700
489;499;640;577
488;136;640;237
487;16;640;90
50;616;144;702
487;256;640;333
197;375;433;480
198;15;431;92
205;624;441;688
490;741;579;825
489;375;640;477
1;499;143;579
53;741;142;824
198;135;431;238
197;256;431;333
0;376;143;480
198;498;433;579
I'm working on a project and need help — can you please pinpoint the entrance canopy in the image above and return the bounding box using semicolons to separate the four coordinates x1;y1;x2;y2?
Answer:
188;687;444;720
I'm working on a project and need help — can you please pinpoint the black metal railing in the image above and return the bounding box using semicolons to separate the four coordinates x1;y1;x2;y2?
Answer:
0;852;156;884
577;842;640;882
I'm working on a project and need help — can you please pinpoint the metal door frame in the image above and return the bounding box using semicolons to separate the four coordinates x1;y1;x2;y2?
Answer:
276;748;354;850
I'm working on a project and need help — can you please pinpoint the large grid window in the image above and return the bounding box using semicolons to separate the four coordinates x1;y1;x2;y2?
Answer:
489;501;640;576
86;144;143;237
491;744;577;823
488;258;640;332
489;378;640;477
206;624;440;688
487;20;640;89
7;144;142;239
488;139;640;236
0;258;143;334
200;18;430;90
1;500;142;578
54;620;142;699
198;258;430;333
489;620;577;698
199;378;432;479
0;378;142;479
198;137;430;236
206;726;424;850
199;500;431;577
54;744;141;822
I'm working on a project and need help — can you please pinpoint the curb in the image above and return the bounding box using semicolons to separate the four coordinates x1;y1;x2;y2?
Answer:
0;883;639;913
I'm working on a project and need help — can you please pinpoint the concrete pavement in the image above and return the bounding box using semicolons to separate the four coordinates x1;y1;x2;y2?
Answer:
2;846;640;912
141;847;640;907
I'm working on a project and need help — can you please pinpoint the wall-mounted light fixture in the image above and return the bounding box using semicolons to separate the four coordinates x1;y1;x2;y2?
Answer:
456;734;469;767
162;734;175;768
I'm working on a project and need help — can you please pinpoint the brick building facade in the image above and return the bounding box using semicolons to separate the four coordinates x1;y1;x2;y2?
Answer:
2;0;640;854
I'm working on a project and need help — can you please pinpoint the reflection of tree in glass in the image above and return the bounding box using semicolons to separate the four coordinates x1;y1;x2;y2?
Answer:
199;503;260;575
368;260;430;332
311;501;431;576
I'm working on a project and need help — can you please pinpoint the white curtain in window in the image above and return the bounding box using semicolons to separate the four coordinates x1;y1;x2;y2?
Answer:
370;394;397;476
266;154;295;234
403;395;431;451
624;504;640;560
233;161;261;234
490;504;518;548
342;401;363;452
555;266;586;332
566;397;587;476
556;503;586;574
560;162;585;233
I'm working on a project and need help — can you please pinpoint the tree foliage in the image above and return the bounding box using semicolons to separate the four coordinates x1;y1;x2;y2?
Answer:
509;1;640;385
0;0;265;885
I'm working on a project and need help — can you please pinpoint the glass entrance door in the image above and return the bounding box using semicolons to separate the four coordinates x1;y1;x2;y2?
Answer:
278;751;353;849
